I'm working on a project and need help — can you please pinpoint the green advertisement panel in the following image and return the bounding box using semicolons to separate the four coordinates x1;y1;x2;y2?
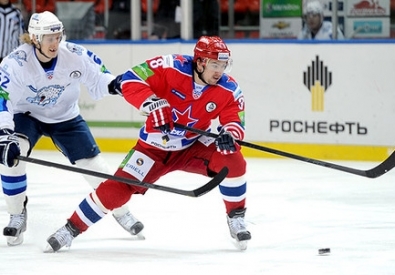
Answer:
262;0;302;17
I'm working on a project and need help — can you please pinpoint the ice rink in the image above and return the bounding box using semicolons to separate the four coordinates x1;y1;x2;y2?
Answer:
1;150;395;275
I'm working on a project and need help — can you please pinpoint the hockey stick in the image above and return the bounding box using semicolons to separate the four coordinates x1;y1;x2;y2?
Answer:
17;156;228;197
174;123;395;179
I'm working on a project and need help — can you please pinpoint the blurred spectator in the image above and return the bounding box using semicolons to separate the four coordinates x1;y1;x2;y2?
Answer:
108;0;220;40
297;1;344;40
21;0;55;14
111;0;130;12
193;0;219;38
150;0;180;39
0;0;24;63
151;0;220;40
108;0;131;39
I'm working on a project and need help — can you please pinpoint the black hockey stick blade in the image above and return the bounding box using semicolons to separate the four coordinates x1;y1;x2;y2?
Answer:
175;123;395;179
17;156;228;197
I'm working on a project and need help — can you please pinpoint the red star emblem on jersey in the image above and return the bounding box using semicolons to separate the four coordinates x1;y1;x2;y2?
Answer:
173;105;198;129
173;54;188;66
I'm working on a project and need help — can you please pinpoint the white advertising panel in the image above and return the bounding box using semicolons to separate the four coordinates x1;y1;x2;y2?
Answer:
78;42;395;148
346;0;390;17
228;43;395;147
345;17;390;38
260;17;302;38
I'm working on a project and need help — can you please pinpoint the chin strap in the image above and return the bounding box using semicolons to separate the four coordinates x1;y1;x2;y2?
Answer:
193;62;209;85
35;43;52;60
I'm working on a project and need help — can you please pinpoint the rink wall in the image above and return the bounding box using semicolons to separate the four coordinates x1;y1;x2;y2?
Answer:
35;39;395;161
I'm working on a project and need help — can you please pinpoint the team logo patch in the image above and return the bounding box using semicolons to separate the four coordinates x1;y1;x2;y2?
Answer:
136;158;144;166
46;71;54;79
26;84;65;106
121;150;154;181
9;50;27;66
205;102;216;112
193;89;203;99
66;43;83;55
70;70;81;79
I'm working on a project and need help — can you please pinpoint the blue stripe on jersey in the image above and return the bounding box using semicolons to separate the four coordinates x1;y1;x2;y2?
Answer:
79;198;103;224
0;98;8;111
181;137;197;147
124;69;143;81
1;175;27;195
219;182;247;197
139;127;148;140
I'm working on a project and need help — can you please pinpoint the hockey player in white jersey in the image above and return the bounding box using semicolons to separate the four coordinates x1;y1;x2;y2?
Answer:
297;1;344;40
0;11;143;246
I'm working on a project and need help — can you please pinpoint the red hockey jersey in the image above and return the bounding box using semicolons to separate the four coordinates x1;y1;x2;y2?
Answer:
121;54;245;151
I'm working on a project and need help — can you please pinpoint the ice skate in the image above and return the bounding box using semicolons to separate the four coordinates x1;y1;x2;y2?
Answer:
45;220;80;253
3;198;28;246
113;211;145;239
227;208;251;250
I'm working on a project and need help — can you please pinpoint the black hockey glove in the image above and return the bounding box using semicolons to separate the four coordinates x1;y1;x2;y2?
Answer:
215;129;239;155
108;74;123;96
0;129;20;167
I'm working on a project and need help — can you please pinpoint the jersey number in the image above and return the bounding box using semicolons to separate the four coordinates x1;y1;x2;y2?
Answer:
238;96;245;110
87;50;102;65
0;72;10;89
149;58;164;69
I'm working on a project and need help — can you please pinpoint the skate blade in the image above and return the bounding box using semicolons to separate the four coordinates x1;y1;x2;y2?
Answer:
43;244;56;253
6;234;24;246
233;239;248;251
134;232;146;240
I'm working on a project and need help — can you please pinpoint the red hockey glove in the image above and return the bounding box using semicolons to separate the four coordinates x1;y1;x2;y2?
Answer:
141;97;173;134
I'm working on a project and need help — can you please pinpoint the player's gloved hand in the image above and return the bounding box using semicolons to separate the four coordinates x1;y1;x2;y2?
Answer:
108;74;123;96
0;129;21;167
140;97;173;134
215;129;240;155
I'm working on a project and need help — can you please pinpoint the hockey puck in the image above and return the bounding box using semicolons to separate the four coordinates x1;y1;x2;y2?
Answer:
318;248;330;255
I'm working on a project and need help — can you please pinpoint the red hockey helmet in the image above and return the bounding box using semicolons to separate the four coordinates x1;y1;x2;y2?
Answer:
193;36;231;62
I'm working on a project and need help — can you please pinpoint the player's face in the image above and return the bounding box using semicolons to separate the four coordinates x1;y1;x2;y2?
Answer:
39;33;63;59
305;13;322;33
198;59;227;85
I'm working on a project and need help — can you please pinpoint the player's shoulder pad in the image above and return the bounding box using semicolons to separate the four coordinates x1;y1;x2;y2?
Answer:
217;74;243;100
2;43;34;68
217;74;239;91
63;42;86;57
169;54;193;73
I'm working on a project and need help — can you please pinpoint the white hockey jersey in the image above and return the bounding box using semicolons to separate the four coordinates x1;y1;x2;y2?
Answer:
0;41;114;129
297;21;345;40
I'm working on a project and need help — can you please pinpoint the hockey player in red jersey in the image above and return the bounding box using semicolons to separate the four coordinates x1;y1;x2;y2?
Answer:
45;36;251;252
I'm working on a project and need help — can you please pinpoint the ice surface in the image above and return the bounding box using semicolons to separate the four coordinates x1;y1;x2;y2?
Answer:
1;151;395;275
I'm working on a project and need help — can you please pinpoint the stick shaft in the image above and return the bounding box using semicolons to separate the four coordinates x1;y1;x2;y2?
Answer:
17;155;228;197
175;123;395;178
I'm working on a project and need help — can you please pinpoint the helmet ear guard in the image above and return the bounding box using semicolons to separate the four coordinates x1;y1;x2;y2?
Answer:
28;11;64;43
